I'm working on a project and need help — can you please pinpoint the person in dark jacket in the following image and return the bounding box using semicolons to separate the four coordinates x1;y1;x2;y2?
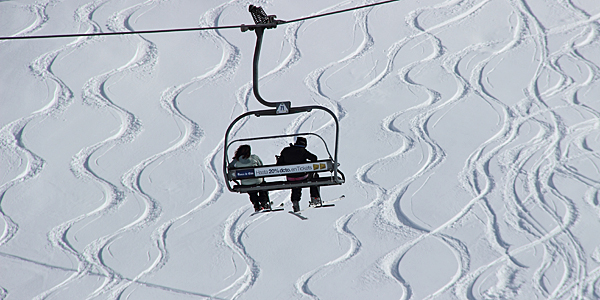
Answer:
277;137;321;212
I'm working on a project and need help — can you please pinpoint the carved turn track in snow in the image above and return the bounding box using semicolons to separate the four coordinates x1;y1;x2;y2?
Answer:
1;0;600;299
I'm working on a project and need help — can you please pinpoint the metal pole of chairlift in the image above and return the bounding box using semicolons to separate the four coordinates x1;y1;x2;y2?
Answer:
251;27;292;110
243;5;291;112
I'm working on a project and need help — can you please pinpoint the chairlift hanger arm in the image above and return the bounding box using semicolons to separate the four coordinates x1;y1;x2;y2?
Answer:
242;5;289;109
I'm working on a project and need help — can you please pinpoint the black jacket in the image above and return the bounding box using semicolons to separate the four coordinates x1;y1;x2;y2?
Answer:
277;144;318;177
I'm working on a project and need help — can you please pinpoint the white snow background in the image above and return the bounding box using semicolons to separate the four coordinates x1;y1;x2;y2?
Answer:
2;0;600;299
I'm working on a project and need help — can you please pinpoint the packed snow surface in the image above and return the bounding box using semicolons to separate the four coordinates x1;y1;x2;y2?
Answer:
1;0;600;299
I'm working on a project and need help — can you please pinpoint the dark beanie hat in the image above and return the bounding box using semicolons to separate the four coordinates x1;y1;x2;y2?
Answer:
295;137;307;146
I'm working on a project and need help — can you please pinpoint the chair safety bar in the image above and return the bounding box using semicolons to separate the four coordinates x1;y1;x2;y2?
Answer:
231;172;345;193
228;159;334;181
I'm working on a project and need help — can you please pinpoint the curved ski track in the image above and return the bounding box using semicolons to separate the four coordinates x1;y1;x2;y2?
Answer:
2;0;600;299
0;0;78;247
34;1;162;299
353;1;600;300
291;0;600;299
0;0;96;297
39;1;244;299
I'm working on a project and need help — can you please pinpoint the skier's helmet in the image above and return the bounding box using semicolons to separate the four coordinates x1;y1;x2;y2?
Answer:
295;137;307;146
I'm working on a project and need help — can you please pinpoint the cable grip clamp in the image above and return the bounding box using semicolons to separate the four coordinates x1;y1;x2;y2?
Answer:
241;5;283;32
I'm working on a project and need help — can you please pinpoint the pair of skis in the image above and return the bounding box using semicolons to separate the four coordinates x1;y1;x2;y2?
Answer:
288;195;345;220
250;195;345;220
249;204;284;217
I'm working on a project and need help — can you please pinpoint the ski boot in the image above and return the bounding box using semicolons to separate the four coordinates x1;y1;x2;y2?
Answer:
292;201;300;212
309;197;322;207
260;200;272;211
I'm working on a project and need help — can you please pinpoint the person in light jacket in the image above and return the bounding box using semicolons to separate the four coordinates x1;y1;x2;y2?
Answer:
230;144;270;212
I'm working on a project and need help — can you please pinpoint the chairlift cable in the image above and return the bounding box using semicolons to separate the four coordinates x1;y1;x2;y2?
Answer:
0;25;243;40
280;0;400;25
0;0;400;40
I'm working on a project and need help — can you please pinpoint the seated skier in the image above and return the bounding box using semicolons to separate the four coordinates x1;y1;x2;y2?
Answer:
230;144;270;212
276;137;321;212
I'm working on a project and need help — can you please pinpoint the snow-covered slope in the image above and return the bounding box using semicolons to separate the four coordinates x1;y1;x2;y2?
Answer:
1;0;600;299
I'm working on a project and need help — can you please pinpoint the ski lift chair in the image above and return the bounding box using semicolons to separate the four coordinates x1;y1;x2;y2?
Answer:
223;5;345;194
